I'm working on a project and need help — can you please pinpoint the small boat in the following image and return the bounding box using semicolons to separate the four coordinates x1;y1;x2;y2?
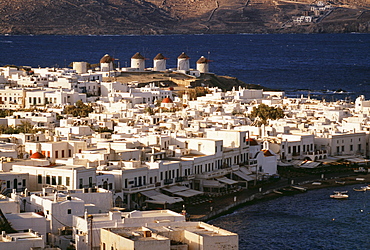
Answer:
291;185;307;192
353;187;367;192
330;191;348;199
273;189;283;195
335;180;346;185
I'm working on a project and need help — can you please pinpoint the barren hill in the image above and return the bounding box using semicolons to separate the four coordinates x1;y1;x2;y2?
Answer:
0;0;369;34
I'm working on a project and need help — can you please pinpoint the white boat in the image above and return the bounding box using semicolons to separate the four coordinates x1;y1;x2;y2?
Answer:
330;191;348;199
353;187;367;192
291;185;307;192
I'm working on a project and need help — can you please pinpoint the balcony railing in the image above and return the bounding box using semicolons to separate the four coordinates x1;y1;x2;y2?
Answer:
122;184;156;193
164;179;174;185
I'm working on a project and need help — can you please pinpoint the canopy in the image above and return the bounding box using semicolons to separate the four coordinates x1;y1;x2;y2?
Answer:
203;180;225;188
239;167;253;175
141;190;183;204
162;185;203;198
233;170;255;181
216;177;238;185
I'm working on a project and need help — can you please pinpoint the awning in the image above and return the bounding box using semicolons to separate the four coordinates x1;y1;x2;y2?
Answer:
239;167;253;175
346;158;370;163
233;170;255;181
203;180;225;188
162;185;203;198
174;189;203;198
299;161;321;168
141;190;183;204
162;185;189;193
216;177;238;185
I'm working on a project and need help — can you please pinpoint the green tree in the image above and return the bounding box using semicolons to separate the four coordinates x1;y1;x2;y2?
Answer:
17;121;34;133
64;100;94;117
0;109;14;118
0;121;36;134
250;104;284;126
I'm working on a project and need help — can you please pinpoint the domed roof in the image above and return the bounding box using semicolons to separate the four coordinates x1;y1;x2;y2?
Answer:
100;54;114;63
154;53;166;60
30;152;45;159
162;97;173;103
178;52;190;59
132;52;145;59
197;56;210;64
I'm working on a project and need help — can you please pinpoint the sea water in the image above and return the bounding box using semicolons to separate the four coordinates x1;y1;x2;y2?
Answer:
210;184;370;249
1;33;369;99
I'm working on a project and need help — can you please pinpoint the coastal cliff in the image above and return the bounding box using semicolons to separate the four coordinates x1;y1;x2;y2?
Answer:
0;0;369;35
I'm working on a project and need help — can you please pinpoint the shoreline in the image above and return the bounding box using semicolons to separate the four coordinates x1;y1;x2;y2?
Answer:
186;172;370;222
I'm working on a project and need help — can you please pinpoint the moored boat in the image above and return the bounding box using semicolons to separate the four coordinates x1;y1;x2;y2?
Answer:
353;187;367;192
330;191;348;199
291;185;307;192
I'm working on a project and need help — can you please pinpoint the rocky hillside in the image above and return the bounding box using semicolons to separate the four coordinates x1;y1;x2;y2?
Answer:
0;0;369;34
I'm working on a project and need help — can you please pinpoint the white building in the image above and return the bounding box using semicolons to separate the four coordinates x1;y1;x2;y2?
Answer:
153;53;167;71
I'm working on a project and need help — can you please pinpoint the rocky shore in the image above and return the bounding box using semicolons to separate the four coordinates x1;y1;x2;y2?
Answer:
186;172;370;222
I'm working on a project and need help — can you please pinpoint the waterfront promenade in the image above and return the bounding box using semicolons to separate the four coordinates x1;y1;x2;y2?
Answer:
187;172;370;221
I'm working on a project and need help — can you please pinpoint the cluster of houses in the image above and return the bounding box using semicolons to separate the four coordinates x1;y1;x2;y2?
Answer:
292;1;333;24
0;51;369;249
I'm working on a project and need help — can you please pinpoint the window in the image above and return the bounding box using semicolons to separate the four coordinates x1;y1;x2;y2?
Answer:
46;175;50;184
68;149;72;157
89;177;92;187
66;177;70;186
62;150;65;158
58;176;62;185
6;181;10;188
38;175;42;184
79;178;83;188
22;179;26;187
52;176;57;185
67;209;71;214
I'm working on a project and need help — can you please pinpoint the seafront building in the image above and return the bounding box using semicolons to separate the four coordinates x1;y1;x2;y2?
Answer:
0;53;369;249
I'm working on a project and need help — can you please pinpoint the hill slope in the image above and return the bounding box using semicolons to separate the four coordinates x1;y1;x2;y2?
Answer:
0;0;369;34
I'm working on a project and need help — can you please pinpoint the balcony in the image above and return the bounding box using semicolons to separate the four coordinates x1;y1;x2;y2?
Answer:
163;179;174;185
122;184;156;194
195;168;232;179
175;177;185;183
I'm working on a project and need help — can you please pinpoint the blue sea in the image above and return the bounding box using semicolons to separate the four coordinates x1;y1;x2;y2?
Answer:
1;34;370;100
210;184;370;250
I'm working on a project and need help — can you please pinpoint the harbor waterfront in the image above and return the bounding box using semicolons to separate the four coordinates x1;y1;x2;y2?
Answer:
0;33;370;249
209;176;370;249
187;172;370;221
